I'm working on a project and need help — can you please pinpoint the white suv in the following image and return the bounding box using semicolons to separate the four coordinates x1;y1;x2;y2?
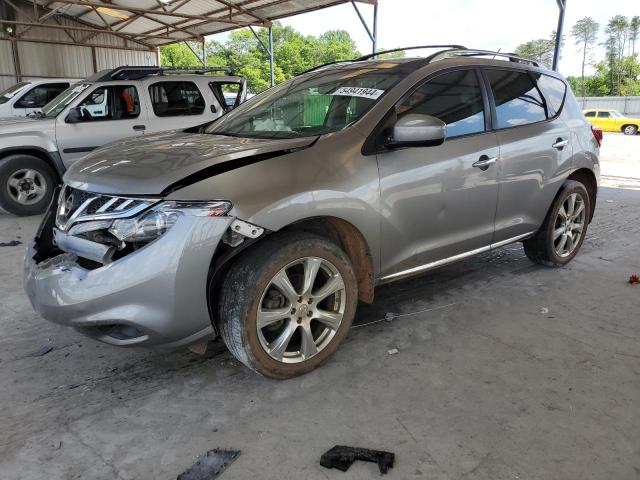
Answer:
0;78;81;117
0;67;246;215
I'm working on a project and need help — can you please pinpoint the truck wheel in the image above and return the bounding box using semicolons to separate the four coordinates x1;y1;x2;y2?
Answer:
622;125;638;135
217;232;358;379
0;154;57;216
523;180;591;267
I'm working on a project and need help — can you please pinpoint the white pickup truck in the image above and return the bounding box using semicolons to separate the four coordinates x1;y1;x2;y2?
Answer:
0;66;246;215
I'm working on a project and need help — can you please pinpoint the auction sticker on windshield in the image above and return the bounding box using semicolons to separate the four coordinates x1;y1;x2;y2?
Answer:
331;87;384;99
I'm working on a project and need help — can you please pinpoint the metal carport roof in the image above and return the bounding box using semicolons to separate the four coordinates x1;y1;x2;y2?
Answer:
2;0;377;47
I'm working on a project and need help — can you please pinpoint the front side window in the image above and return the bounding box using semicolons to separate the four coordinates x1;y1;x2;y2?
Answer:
598;111;610;118
206;66;405;139
486;70;548;129
149;81;205;117
42;83;91;118
396;69;486;138
15;83;69;108
0;82;30;104
77;85;140;121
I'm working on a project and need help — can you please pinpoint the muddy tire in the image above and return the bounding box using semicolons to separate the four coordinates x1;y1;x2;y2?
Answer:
523;180;591;267
0;154;57;216
217;231;358;379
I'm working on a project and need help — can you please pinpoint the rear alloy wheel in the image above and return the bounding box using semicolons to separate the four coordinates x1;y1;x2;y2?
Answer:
218;232;358;378
622;125;638;136
523;180;590;267
0;154;57;216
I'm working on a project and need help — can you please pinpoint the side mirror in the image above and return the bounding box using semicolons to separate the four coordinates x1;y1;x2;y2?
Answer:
65;107;82;123
388;114;446;148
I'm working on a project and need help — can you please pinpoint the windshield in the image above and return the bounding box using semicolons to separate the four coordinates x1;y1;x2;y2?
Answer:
610;110;624;118
206;67;404;139
41;83;92;118
0;82;30;104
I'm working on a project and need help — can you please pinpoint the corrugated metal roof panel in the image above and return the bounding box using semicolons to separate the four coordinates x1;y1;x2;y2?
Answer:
28;0;367;45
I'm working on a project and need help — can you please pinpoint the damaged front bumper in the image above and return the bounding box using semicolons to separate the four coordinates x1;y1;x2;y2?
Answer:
24;203;234;347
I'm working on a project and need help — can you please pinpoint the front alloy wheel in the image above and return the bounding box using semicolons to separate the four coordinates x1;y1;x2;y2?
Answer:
217;232;358;378
257;257;346;363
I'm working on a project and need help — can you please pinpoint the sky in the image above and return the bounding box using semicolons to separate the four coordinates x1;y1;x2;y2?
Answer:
209;0;640;77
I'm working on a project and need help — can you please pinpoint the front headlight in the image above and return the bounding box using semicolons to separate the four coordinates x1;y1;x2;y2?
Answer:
108;200;232;243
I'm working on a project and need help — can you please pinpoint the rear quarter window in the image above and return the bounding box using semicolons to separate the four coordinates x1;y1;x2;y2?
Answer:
537;75;567;117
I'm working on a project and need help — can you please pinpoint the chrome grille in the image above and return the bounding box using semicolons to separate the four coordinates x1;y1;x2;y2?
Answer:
55;185;160;232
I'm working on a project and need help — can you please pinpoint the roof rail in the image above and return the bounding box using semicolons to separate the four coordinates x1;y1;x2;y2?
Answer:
356;45;467;61
99;66;236;81
301;45;466;75
299;45;538;76
427;49;539;67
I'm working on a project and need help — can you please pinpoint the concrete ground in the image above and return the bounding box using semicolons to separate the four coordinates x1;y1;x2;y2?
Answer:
1;133;639;480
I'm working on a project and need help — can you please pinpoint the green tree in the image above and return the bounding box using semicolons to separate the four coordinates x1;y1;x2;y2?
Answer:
630;16;640;56
515;31;560;67
184;22;361;92
571;17;599;97
160;42;202;67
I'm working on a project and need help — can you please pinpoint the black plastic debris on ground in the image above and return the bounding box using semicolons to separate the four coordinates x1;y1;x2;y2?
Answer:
177;449;240;480
0;240;21;247
320;445;395;474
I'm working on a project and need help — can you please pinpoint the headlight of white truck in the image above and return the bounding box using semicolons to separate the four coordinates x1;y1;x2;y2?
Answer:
108;200;232;243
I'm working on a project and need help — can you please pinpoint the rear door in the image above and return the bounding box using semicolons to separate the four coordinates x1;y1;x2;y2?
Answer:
56;83;147;164
145;79;215;133
483;68;573;243
377;68;500;278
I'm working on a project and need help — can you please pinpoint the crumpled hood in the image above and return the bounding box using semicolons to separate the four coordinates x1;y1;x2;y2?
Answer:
0;116;55;135
64;130;317;195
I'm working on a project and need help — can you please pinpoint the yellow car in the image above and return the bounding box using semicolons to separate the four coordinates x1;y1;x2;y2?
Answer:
583;109;639;135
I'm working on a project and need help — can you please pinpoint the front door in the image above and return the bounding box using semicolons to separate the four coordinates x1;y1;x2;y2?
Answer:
56;84;146;165
377;69;500;279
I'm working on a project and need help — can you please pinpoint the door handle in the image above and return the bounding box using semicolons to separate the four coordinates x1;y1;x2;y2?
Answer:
472;155;498;170
133;124;146;131
552;138;569;150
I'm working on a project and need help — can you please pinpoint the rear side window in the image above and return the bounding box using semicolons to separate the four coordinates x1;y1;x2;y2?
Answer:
584;111;596;117
486;70;547;129
149;81;205;117
16;83;69;108
397;69;485;138
537;74;567;116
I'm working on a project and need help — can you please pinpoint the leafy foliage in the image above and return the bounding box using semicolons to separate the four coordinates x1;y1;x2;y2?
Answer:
518;15;640;97
160;22;360;93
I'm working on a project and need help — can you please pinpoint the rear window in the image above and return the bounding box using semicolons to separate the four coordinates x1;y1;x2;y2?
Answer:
149;81;205;117
486;70;547;129
537;74;567;116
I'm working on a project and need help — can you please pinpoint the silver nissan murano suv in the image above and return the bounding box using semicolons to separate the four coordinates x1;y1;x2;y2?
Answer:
24;47;601;378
